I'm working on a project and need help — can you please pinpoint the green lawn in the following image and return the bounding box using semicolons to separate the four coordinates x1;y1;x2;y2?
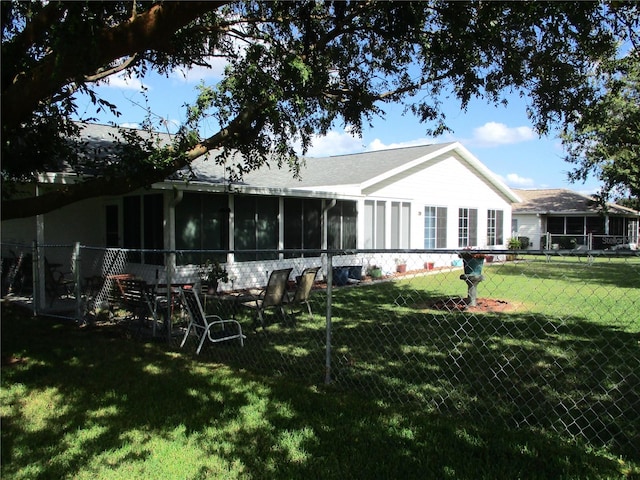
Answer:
2;256;639;479
321;258;639;451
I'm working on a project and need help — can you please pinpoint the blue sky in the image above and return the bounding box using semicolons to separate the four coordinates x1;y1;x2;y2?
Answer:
75;63;601;195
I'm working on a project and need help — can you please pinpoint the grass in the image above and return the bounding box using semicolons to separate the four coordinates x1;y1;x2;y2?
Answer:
2;256;639;479
321;258;639;454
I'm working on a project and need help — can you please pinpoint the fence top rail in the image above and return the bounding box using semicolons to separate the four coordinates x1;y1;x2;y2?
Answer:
2;243;638;259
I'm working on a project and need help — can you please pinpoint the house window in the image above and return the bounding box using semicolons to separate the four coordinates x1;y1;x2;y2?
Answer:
628;218;639;243
566;217;585;235
234;195;278;261
123;196;141;253
487;209;504;246
458;207;477;247
424;206;447;248
547;217;564;234
586;216;605;235
123;194;164;265
284;198;322;257
175;192;229;265
391;202;411;249
547;216;587;232
609;216;638;242
105;205;119;247
364;200;386;248
609;216;624;236
328;200;357;250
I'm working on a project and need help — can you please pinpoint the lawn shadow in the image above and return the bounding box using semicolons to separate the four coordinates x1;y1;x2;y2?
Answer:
182;275;639;460
1;302;634;479
324;280;640;460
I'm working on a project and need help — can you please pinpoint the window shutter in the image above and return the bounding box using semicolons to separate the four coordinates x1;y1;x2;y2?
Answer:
437;207;447;248
496;210;504;245
469;208;478;246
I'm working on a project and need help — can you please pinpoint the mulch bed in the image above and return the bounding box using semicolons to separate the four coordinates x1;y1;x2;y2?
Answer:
416;297;518;313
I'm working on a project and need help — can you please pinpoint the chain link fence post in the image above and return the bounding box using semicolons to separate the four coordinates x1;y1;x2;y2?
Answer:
73;242;82;323
325;252;334;385
2;244;637;455
32;241;41;316
165;251;174;342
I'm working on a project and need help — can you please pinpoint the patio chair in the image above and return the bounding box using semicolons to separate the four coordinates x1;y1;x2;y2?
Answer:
179;287;245;354
44;257;75;306
242;268;293;328
284;266;320;321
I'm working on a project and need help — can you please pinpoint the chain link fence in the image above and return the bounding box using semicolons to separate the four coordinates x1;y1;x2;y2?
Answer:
2;242;638;456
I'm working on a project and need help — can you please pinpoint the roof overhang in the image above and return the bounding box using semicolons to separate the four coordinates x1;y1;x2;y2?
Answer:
154;180;360;201
515;209;640;217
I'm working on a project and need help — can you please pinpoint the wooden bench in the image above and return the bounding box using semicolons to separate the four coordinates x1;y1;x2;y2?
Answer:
109;276;164;334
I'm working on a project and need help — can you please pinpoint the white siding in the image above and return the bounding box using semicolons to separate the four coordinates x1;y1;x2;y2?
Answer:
1;217;36;246
513;214;543;249
1;185;38;245
3;145;517;262
2;197;112;247
362;154;513;249
42;197;106;246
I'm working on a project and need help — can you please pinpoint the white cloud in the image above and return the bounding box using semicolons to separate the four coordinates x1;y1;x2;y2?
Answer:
170;29;247;83
306;131;445;157
170;57;227;83
368;137;436;151
119;118;183;133
102;71;145;90
471;122;535;147
577;188;599;196
305;130;364;157
118;122;140;129
500;173;535;187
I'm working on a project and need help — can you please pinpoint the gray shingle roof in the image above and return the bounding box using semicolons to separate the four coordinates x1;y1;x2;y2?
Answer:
512;189;639;216
75;123;517;201
78;123;454;190
185;142;456;189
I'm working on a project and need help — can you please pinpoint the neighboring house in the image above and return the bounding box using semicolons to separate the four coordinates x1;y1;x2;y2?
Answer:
2;123;519;279
512;189;640;250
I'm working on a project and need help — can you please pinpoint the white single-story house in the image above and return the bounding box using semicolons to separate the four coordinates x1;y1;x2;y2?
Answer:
512;189;639;250
2;123;519;287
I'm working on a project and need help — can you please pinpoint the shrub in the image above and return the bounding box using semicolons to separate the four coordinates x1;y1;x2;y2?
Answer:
518;236;530;249
508;237;522;250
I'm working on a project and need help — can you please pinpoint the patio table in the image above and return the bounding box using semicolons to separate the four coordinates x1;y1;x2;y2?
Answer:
204;289;261;319
152;282;196;325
